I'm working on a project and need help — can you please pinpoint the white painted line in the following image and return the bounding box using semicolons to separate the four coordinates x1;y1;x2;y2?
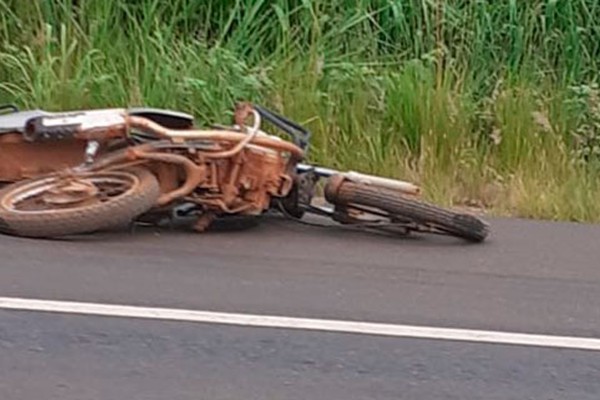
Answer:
0;296;599;351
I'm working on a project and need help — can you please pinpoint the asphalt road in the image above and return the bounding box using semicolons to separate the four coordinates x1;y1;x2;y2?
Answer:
1;214;600;399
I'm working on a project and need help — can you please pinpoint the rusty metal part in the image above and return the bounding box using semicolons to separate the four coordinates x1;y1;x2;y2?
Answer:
73;125;127;141
92;141;297;217
224;145;294;212
83;142;156;172
0;106;302;227
126;116;304;160
81;140;284;213
42;178;99;206
1;171;137;213
85;120;300;216
0;134;88;182
74;142;207;207
201;109;260;159
220;154;243;205
127;150;205;206
233;102;255;129
151;162;181;195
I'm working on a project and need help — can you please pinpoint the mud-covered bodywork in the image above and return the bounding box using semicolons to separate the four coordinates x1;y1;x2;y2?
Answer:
0;103;489;242
0;106;194;182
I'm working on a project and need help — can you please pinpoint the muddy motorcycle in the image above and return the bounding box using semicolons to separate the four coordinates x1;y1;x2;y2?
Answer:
0;103;489;241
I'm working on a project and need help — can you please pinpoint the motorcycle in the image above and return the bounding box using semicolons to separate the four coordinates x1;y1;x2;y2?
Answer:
0;102;489;241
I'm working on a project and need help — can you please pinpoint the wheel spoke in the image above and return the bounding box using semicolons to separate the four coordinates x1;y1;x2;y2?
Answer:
5;173;137;212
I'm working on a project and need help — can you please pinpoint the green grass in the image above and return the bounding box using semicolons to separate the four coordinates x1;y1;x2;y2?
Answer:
1;0;600;222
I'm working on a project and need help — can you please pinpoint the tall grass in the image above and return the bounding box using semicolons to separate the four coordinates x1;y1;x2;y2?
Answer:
1;0;600;222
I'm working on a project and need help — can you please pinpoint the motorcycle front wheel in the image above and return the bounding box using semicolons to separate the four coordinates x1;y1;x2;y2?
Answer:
324;175;489;242
0;168;160;238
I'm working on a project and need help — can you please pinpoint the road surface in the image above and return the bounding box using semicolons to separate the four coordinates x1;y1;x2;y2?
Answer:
1;214;600;399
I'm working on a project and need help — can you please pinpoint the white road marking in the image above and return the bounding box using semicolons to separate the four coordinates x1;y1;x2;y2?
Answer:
0;296;599;351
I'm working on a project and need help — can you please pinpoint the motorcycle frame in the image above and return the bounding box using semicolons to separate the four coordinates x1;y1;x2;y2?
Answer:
0;103;423;229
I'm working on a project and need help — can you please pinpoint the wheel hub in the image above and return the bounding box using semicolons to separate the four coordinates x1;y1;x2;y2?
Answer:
42;179;99;206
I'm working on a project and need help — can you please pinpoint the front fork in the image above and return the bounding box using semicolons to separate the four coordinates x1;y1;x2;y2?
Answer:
295;164;420;195
283;163;421;220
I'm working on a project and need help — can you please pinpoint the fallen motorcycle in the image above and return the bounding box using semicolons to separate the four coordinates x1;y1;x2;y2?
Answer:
0;102;489;241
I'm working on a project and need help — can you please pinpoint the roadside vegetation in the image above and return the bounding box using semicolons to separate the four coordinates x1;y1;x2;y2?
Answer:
1;0;600;221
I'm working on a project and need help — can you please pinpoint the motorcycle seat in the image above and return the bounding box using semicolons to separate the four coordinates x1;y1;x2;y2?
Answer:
0;106;195;134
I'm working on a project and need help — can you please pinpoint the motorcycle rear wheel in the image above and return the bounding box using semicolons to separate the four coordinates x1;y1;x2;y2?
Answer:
0;168;159;238
324;176;489;242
